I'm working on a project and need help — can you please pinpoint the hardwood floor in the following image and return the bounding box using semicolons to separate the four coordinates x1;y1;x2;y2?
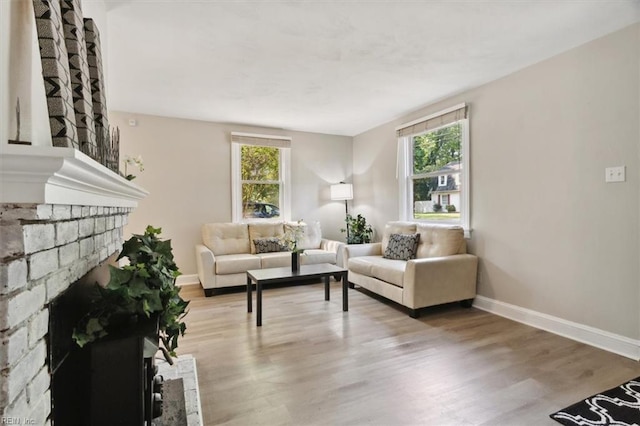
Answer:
175;282;640;425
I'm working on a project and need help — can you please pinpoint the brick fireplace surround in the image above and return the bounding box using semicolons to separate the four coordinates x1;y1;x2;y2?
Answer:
0;145;148;424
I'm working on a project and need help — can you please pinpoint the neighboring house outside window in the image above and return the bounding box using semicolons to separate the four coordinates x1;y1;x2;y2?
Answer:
396;104;470;233
231;132;291;222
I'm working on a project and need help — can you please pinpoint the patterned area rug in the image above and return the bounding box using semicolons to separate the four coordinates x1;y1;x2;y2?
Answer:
550;376;640;425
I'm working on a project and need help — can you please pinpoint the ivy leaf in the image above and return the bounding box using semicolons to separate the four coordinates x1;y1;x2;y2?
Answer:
146;290;163;312
106;266;132;290
119;238;143;260
128;276;153;297
145;225;162;236
73;317;108;347
154;240;173;259
86;317;106;335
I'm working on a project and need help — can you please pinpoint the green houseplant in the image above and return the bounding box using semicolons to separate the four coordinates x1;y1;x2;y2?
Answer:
341;213;373;244
73;226;189;361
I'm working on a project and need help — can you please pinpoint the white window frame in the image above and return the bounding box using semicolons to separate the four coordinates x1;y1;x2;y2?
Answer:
438;175;447;187
397;106;470;236
231;138;291;223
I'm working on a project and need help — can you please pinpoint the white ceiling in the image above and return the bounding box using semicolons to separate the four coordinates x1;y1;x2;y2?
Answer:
105;0;640;136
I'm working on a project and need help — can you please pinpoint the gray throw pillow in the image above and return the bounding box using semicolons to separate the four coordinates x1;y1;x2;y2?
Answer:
253;237;286;254
383;233;420;261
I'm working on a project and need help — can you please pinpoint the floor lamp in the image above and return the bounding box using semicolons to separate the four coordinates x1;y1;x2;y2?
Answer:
330;182;353;241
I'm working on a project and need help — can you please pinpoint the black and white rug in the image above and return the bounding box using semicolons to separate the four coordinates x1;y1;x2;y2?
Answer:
550;376;640;425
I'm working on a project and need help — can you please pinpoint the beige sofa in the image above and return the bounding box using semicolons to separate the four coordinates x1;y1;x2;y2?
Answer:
344;222;478;318
195;221;344;296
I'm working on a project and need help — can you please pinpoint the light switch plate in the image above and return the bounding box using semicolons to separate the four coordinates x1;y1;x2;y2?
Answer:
605;166;625;183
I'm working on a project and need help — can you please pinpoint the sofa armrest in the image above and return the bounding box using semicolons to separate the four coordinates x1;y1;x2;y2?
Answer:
403;254;478;309
195;244;216;289
320;238;346;267
344;243;383;266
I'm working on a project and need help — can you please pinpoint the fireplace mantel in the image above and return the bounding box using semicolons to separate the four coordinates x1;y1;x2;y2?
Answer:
0;144;149;208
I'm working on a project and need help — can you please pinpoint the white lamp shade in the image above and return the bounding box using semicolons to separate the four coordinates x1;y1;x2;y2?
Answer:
330;183;353;201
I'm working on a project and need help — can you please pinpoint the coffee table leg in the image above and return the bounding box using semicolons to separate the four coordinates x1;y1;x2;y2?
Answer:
324;275;330;301
247;276;252;313
342;271;348;311
257;280;262;327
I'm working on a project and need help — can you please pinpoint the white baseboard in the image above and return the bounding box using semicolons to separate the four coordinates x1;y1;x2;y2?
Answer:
176;274;200;286
473;295;640;361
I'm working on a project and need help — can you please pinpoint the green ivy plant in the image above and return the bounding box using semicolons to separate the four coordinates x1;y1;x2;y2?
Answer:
341;213;373;244
73;226;189;361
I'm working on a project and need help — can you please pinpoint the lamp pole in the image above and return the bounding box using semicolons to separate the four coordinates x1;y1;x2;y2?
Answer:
330;182;354;244
344;199;349;243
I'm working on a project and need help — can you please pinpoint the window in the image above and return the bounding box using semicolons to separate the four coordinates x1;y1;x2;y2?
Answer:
397;104;469;232
231;132;291;222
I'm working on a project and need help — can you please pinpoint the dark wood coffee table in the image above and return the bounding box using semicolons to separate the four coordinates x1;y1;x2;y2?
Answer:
246;263;349;326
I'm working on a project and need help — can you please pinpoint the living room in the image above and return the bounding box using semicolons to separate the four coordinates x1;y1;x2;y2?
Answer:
108;1;639;359
1;0;640;425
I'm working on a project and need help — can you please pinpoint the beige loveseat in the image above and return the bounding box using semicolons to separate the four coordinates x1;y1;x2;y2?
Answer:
344;222;478;318
195;221;344;296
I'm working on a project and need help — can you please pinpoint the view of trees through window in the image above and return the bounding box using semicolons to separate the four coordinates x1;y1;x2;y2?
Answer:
241;145;281;219
411;122;462;220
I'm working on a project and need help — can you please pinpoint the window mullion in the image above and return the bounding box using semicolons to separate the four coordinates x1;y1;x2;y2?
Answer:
241;180;281;185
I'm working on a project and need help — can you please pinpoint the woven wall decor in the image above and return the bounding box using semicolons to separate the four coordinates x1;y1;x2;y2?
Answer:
32;0;79;148
60;0;97;157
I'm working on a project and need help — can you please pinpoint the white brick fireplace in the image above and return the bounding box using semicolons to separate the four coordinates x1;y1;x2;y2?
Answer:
0;145;148;424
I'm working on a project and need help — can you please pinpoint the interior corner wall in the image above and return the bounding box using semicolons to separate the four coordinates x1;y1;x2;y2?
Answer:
352;23;640;340
2;0;50;146
109;112;352;276
1;0;9;145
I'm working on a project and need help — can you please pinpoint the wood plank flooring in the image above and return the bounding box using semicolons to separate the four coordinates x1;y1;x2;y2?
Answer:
175;282;640;425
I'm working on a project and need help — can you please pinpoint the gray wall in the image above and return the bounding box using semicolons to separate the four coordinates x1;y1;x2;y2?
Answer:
352;23;640;340
110;112;353;276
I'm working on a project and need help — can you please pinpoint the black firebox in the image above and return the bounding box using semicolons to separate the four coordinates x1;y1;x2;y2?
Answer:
49;263;163;426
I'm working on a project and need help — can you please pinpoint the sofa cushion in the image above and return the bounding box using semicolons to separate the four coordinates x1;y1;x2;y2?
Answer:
349;256;406;287
383;233;420;261
371;260;406;288
381;222;417;254
286;221;322;250
215;253;261;275
348;256;376;277
258;252;291;269
248;223;285;254
253;237;286;254
416;224;465;258
202;223;250;255
300;249;336;265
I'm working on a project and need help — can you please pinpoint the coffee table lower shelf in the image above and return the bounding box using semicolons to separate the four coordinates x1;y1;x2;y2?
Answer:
246;263;349;326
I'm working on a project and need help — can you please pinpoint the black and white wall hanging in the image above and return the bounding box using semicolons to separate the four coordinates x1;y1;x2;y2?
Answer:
32;0;79;148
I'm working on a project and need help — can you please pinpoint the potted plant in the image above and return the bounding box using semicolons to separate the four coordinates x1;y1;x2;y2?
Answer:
341;213;373;244
282;220;305;271
73;226;189;362
121;154;144;180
